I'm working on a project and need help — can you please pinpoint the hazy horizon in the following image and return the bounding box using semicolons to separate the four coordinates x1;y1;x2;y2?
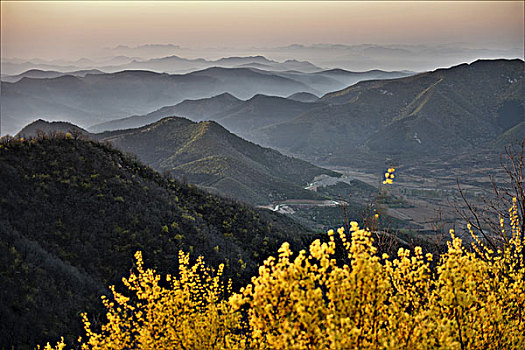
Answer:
2;1;523;64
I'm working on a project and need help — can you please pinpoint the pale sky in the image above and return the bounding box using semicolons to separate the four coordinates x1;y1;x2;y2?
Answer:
1;1;524;60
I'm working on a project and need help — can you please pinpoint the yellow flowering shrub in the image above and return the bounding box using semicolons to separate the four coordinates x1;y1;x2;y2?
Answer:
79;251;244;349
383;167;395;185
43;200;524;349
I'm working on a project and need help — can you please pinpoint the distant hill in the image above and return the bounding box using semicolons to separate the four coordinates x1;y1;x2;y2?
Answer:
253;59;524;166
2;67;327;135
1;69;104;83
100;55;324;74
287;92;320;102
208;94;325;137
1;61;87;76
98;117;339;205
163;92;245;122
89;93;244;132
90;93;326;142
313;68;413;88
0;54;324;76
0;136;315;348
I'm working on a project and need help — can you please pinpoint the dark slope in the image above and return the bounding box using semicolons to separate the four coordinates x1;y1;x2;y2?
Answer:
256;59;524;165
0;136;314;349
100;117;339;205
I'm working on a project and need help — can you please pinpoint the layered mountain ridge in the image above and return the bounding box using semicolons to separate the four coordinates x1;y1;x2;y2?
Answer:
17;117;339;205
88;59;524;170
251;59;524;165
1;64;412;136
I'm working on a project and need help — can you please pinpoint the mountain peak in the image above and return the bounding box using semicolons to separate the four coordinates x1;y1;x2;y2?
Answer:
95;116;337;204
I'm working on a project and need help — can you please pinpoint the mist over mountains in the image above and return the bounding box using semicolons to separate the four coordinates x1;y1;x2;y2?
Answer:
3;43;522;75
4;59;522;163
1;55;325;76
0;64;411;136
0;69;105;83
88;59;523;168
89;93;325;134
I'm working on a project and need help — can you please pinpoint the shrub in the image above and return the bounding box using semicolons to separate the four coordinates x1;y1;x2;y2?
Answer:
42;200;524;349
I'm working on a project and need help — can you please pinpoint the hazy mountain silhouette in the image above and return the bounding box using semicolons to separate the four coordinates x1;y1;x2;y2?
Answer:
89;93;325;138
1;69;104;83
2;65;411;135
264;43;524;71
1;68;314;135
89;93;243;132
81;55;324;74
2;55;324;75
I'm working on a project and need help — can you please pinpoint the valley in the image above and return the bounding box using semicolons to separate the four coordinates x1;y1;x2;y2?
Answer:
254;153;508;236
328;148;512;233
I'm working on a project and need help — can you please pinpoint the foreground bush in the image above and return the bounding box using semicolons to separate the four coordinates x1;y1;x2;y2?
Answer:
42;201;524;349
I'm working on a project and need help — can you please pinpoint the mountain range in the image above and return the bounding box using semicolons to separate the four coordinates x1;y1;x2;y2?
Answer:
0;69;105;83
7;59;522;168
250;59;524;166
1;65;411;136
89;93;325;136
4;43;521;74
1;55;323;76
89;59;524;170
100;55;324;74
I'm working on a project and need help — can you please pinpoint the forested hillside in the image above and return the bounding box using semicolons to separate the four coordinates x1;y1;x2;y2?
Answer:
255;59;524;165
0;136;314;349
98;117;340;205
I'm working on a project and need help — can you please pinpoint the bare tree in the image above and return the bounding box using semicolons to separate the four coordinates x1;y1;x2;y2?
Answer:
455;137;524;249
